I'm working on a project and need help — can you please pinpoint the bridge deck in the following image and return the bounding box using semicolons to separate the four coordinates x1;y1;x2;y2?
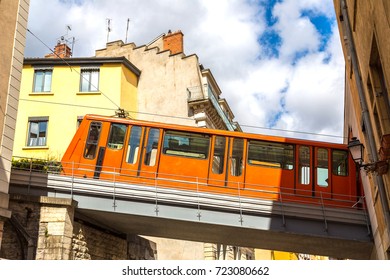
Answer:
9;169;373;259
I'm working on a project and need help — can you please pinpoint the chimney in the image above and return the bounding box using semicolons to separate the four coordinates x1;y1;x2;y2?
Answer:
162;30;184;55
45;41;72;58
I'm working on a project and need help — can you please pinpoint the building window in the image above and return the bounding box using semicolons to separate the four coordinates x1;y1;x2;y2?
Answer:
27;117;48;146
33;69;52;92
80;68;99;92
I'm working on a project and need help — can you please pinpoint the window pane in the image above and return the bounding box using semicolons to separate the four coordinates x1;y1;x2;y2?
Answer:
126;126;142;164
332;150;348;176
299;146;310;185
33;71;44;92
84;122;102;159
231;138;244;176
144;128;160;166
317;148;328;187
27;120;48;147
212;136;226;174
248;140;294;170
108;123;127;150
163;130;210;159
80;71;90;92
90;70;99;91
43;71;52;92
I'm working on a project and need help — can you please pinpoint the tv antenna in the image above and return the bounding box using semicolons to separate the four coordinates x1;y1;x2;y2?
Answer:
125;18;130;43
106;18;112;43
56;24;76;57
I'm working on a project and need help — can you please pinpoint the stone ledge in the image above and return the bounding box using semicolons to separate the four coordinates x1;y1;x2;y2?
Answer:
10;193;78;207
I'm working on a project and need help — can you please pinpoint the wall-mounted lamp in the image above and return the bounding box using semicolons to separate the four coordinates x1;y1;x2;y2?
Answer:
347;137;388;174
348;137;365;165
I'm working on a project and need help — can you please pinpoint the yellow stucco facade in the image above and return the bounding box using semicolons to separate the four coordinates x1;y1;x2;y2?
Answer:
13;57;140;160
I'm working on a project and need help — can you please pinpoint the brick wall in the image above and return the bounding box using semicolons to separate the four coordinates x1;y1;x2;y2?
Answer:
163;30;184;55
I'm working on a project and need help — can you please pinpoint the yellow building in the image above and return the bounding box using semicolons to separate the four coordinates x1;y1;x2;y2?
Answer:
13;51;140;160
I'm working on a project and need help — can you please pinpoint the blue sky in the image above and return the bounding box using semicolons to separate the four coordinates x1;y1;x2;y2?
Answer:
25;0;345;142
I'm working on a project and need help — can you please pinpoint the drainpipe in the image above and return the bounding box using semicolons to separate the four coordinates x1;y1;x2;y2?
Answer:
340;0;390;245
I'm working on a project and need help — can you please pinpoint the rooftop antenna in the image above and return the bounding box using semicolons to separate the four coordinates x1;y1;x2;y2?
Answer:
55;24;76;57
106;18;112;43
125;18;130;43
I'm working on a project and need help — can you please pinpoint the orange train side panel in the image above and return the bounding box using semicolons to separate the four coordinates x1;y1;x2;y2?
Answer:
60;114;362;209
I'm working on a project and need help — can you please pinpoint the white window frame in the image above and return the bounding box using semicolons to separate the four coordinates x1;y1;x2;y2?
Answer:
27;117;48;147
80;67;100;92
33;68;53;92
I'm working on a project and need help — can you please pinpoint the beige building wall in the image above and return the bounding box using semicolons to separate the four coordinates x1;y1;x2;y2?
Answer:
334;0;390;259
0;0;30;250
95;31;238;131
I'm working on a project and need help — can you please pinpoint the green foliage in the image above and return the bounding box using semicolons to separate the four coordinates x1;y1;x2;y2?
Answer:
12;158;62;173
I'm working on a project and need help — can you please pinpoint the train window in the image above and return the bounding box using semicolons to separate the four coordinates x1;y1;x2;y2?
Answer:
247;140;294;170
163;130;210;159
107;123;127;150
84;122;102;159
144;128;160;166
317;148;329;187
126;126;142;164
212;136;226;174
299;146;310;185
332;150;348;176
231;138;244;176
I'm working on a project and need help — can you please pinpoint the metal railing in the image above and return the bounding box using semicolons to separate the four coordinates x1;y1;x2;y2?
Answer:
10;156;372;233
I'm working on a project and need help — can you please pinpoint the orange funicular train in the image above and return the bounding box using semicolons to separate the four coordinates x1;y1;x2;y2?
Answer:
61;114;362;208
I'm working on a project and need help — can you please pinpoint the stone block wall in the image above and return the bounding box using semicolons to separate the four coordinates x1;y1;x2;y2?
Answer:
1;194;157;260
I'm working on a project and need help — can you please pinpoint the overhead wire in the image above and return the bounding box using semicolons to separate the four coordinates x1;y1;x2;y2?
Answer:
19;97;345;140
25;29;345;141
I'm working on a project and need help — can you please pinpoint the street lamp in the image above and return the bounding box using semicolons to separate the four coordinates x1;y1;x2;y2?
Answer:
348;137;389;174
347;137;365;165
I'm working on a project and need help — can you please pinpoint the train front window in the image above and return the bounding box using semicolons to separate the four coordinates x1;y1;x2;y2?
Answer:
84;122;102;159
126;126;142;164
332;150;348;176
247;140;294;170
107;123;127;150
163;130;210;159
317;148;329;187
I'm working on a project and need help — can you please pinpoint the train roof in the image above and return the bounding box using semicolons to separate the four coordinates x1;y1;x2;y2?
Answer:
83;114;348;150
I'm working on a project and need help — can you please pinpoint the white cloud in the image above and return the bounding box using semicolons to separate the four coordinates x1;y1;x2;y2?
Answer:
25;0;345;142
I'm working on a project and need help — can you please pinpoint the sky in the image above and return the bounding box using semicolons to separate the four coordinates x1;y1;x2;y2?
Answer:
24;0;345;143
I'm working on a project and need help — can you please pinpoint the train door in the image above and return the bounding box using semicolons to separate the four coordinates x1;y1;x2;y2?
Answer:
208;136;228;188
98;123;128;180
296;145;312;197
138;127;161;179
296;146;331;199
314;147;331;199
226;137;246;194
118;125;145;183
79;121;106;178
